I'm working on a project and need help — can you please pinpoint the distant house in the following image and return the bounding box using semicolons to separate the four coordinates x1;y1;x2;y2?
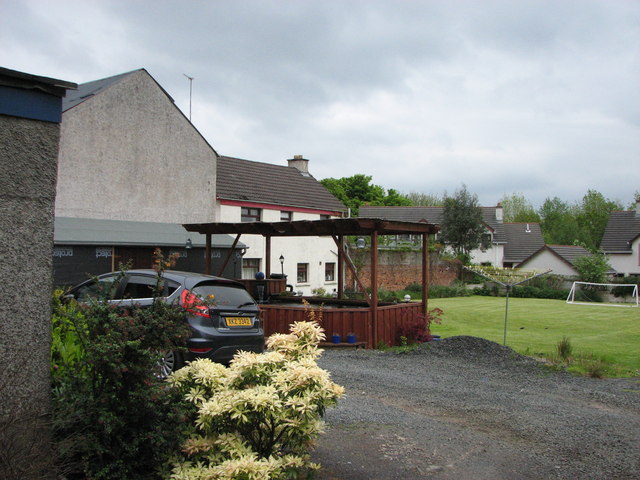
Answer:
502;223;545;268
600;199;640;277
53;69;241;284
358;204;544;268
216;155;345;293
518;245;594;277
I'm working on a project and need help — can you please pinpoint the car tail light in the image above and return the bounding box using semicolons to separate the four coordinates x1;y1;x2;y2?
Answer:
189;347;213;353
181;289;210;318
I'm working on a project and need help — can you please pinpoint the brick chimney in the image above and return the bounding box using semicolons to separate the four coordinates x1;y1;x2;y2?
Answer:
287;154;309;174
636;197;640;216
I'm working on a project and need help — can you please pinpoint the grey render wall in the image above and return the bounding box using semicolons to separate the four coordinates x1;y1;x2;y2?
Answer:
55;70;217;223
0;115;59;419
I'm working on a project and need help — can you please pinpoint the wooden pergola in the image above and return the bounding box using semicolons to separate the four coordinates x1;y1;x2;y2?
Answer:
183;218;439;347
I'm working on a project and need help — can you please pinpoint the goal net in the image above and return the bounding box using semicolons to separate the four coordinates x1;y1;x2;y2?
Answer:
566;281;639;307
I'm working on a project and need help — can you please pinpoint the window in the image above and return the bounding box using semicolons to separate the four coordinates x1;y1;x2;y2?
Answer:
320;214;330;220
242;258;260;279
297;263;308;283
280;210;292;221
325;262;335;282
122;275;176;299
241;207;261;223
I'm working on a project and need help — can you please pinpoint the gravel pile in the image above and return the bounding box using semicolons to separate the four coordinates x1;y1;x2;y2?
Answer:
313;337;640;479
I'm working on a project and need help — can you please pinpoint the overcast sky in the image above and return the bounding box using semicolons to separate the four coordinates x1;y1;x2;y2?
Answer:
2;0;638;208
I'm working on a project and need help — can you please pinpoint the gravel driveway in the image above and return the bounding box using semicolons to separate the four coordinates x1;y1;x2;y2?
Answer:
311;337;640;479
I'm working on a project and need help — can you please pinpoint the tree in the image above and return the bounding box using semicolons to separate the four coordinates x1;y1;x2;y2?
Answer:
499;192;540;223
573;252;611;284
320;174;410;215
575;190;622;251
538;197;580;245
439;185;485;262
406;191;445;206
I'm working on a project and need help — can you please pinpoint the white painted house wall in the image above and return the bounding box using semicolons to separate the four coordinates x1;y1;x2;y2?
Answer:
607;238;640;276
519;250;577;276
219;204;339;295
56;70;217;224
470;243;504;266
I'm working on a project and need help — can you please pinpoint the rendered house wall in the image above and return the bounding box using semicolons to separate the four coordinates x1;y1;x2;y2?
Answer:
607;239;640;276
518;250;577;276
56;70;217;223
219;204;340;294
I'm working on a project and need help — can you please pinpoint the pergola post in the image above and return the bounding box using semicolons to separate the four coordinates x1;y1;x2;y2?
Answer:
265;235;271;276
217;233;242;277
205;233;212;275
370;231;379;348
422;232;429;316
337;234;344;299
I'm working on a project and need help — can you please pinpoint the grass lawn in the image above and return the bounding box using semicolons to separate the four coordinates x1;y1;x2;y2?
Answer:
429;296;640;377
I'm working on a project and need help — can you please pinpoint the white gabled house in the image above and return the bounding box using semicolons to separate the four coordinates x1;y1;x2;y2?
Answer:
215;155;346;294
517;245;593;277
358;204;544;268
600;199;640;277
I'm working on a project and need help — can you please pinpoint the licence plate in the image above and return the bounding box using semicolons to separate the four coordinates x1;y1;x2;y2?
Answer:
225;317;252;327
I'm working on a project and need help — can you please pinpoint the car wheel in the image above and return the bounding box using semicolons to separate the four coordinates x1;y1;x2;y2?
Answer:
156;350;184;379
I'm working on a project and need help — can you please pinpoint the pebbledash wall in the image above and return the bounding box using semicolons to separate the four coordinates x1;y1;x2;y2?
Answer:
55;69;217;224
0;67;76;475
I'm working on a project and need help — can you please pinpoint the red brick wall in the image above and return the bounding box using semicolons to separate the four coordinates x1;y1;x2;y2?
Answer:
346;250;460;291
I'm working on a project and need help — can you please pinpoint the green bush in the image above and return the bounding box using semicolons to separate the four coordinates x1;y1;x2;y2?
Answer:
168;321;344;480
52;252;192;479
473;284;569;300
428;284;472;298
405;282;423;293
611;276;640;298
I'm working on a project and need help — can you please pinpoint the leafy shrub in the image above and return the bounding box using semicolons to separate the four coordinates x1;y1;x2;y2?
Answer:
395;308;443;345
168;320;345;480
405;282;423;293
52;251;192;479
611;276;640;298
474;284;569;300
428;283;472;298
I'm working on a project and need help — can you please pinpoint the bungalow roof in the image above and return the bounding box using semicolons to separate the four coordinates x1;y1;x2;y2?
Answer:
503;223;544;264
216;155;345;214
600;210;640;253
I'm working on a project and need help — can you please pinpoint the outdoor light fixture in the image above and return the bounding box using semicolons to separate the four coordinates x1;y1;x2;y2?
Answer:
356;237;366;248
279;254;284;275
185;238;193;249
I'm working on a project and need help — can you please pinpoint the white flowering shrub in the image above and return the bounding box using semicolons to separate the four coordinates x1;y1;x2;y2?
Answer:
168;320;345;480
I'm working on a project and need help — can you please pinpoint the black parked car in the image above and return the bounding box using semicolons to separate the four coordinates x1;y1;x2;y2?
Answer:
66;269;264;377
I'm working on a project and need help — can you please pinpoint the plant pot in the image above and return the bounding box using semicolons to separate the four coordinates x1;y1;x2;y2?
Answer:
347;334;357;344
331;334;341;344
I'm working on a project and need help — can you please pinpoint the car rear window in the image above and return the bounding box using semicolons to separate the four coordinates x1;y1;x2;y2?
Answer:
192;283;256;307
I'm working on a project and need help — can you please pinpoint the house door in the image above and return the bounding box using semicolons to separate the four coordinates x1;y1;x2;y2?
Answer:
113;247;155;270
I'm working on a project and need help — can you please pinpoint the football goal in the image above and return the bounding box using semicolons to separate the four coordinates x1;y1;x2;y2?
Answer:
566;281;639;307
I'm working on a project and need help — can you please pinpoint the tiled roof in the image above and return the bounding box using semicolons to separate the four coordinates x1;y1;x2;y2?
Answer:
600;210;640;253
62;69;141;111
216;156;345;214
545;245;592;266
503;223;544;263
518;244;594;270
358;205;506;242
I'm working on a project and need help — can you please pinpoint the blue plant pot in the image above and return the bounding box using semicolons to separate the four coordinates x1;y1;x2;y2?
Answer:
347;334;357;344
331;334;341;344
